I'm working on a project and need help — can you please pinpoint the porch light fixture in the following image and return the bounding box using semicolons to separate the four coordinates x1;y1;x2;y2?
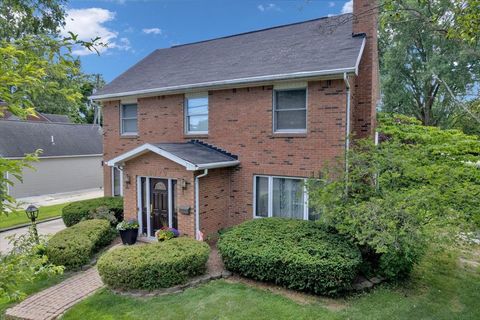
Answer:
25;204;40;244
180;179;188;190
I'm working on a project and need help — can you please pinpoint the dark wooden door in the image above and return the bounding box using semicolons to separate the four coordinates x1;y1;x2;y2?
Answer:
150;178;168;235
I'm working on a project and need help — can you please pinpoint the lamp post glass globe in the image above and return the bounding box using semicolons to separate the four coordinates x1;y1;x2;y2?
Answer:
25;205;39;222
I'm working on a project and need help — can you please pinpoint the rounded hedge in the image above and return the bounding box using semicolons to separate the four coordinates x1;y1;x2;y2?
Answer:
46;219;117;269
218;218;362;296
98;237;210;290
62;197;123;227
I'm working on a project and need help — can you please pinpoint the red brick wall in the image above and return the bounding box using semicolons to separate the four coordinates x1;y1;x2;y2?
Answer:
352;0;379;138
102;79;348;236
198;168;231;238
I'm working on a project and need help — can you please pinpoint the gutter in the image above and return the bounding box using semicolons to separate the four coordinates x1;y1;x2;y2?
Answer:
90;67;358;101
343;73;351;160
343;73;351;188
194;169;209;240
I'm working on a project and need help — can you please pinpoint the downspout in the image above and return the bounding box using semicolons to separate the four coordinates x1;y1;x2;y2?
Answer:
343;73;351;191
194;169;208;240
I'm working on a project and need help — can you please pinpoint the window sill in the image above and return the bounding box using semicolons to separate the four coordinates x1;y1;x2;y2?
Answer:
184;134;209;139
271;132;307;138
120;134;139;139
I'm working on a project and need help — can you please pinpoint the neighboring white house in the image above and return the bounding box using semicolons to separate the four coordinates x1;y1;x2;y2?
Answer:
0;120;103;198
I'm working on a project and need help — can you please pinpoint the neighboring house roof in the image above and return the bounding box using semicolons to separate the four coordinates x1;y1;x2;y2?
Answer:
92;14;365;100
0;120;102;158
40;113;71;123
1;110;71;123
107;140;239;171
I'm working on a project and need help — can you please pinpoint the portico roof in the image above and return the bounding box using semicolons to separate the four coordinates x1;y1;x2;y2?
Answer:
106;140;239;171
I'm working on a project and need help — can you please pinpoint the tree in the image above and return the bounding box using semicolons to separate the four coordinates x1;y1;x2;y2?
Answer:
380;0;480;127
0;0;102;301
383;0;480;45
308;113;480;279
0;0;105;123
0;0;66;40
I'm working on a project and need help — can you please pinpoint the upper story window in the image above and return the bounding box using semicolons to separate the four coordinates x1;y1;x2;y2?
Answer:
120;103;138;135
185;93;208;134
273;88;307;133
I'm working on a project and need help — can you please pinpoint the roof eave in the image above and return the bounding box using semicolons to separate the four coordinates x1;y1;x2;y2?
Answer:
90;67;358;101
106;143;239;171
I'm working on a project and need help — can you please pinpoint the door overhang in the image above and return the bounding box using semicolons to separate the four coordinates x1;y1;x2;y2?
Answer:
106;141;239;171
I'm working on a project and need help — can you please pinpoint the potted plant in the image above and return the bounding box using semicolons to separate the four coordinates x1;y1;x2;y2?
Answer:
116;219;139;245
155;227;179;242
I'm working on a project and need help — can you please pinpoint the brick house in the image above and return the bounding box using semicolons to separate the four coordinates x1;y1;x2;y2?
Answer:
91;0;379;240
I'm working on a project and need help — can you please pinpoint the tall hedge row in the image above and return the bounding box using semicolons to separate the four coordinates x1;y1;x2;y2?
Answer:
62;197;123;227
218;218;362;296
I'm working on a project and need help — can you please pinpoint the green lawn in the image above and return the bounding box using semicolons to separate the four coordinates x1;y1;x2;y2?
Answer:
0;274;66;318
63;246;480;320
0;203;67;229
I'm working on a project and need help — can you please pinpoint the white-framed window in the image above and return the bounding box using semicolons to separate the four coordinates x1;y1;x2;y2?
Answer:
185;93;208;134
273;87;307;133
253;175;317;220
120;103;138;135
112;167;123;196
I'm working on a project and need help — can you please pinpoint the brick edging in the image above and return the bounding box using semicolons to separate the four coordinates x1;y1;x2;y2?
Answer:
108;271;232;298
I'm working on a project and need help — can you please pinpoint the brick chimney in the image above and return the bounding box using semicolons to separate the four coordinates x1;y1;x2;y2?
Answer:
351;0;379;138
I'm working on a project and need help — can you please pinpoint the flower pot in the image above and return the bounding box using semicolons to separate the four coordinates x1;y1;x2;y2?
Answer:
119;228;138;245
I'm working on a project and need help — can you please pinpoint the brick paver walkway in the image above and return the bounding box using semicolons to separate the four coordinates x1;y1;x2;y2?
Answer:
6;268;103;320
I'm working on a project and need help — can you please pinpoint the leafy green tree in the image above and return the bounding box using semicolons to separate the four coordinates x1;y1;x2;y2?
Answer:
380;0;480;127
0;0;66;40
0;231;64;301
308;114;480;279
0;0;103;301
383;0;480;45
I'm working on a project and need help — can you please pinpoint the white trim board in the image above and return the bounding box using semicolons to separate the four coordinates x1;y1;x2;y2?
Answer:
90;67;359;101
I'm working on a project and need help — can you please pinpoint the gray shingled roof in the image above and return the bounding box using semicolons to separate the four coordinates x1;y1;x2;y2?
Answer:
41;113;71;123
0;120;102;158
93;14;364;99
153;141;238;165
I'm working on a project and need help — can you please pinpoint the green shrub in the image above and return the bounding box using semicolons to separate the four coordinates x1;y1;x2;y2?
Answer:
46;219;117;269
98;237;210;290
62;197;123;227
218;218;362;296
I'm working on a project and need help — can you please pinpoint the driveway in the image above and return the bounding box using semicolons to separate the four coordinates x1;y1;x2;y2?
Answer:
0;218;66;253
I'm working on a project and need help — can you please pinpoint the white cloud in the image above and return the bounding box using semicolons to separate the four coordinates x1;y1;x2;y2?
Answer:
62;8;130;56
341;0;353;14
142;27;162;35
257;3;281;12
328;1;336;7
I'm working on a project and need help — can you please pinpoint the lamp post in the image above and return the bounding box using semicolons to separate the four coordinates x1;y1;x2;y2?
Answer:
25;204;39;244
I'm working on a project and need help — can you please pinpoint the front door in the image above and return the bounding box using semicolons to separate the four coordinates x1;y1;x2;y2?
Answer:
150;178;168;236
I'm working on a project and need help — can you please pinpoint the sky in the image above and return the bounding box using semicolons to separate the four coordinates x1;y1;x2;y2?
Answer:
65;0;354;82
